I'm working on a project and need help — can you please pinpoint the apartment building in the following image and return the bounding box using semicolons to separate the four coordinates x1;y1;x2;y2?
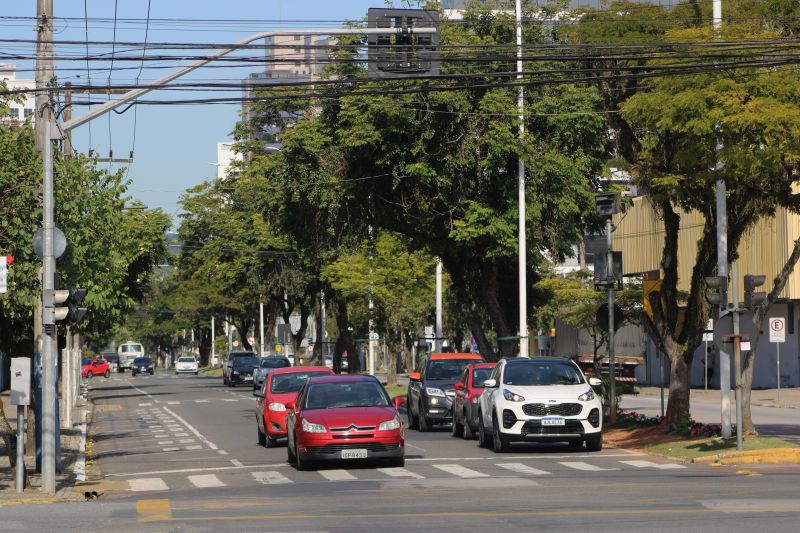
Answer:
0;64;35;125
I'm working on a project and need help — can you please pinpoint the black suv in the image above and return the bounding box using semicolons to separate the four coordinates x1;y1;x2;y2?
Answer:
225;353;259;387
223;350;256;387
407;353;484;432
131;357;154;376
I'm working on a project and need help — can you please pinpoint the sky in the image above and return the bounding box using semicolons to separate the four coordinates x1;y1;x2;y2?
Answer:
2;0;378;223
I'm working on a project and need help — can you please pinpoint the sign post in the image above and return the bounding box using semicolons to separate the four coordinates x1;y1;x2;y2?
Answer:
703;319;713;391
769;317;786;404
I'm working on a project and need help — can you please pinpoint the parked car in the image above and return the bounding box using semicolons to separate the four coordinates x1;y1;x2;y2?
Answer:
100;352;119;373
223;350;256;387
81;357;110;379
476;357;604;452
117;341;145;373
407;352;485;431
286;375;406;470
253;356;292;391
175;355;199;375
254;366;333;447
131;357;155;376
452;362;496;440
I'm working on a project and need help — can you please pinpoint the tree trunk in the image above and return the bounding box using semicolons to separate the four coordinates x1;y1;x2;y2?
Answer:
236;318;252;351
481;262;518;358
443;256;494;358
334;297;359;374
293;302;310;359
663;338;691;426
387;324;398;386
198;327;211;366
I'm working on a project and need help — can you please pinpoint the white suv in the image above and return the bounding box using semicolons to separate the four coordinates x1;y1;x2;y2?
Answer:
477;357;603;452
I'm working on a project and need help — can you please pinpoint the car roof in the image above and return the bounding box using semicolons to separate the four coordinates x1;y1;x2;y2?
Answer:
468;362;496;369
306;375;379;385
505;357;575;365
268;366;331;375
429;352;484;361
229;350;255;355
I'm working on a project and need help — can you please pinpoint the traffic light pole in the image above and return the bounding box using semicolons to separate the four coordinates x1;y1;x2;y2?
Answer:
731;261;743;450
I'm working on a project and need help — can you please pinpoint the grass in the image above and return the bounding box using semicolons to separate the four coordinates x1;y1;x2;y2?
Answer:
648;435;799;461
198;366;222;376
385;385;407;398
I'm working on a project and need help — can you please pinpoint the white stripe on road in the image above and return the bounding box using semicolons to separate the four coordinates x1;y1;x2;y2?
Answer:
128;478;169;492
223;399;238;402
230;459;243;467
433;464;489;478
157;441;174;445
251;471;293;484
188;474;226;488
185;445;203;450
318;469;357;481
166;401;181;405
194;400;209;403
178;439;195;444
163;406;218;450
621;460;686;470
377;467;423;479
138;403;152;407
559;461;619;472
163;447;180;452
496;463;551;476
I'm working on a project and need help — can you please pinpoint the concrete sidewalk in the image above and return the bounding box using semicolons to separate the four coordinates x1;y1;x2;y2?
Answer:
0;391;87;503
636;386;800;410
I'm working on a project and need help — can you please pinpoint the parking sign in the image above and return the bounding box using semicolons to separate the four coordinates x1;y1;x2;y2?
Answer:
769;317;786;343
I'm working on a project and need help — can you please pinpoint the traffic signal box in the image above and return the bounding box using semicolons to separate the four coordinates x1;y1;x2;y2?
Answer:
705;276;728;309
49;274;88;323
743;274;766;309
367;8;439;78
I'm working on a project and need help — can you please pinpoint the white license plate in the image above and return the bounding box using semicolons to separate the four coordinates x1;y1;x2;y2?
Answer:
541;417;565;426
244;375;253;381
341;449;368;459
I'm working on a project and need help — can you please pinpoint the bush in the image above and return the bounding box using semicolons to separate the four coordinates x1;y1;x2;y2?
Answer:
668;417;722;438
615;410;661;428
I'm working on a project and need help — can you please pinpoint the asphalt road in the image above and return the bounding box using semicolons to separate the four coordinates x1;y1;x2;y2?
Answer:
4;371;800;532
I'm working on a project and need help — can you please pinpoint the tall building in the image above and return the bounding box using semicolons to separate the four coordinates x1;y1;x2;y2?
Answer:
0;63;35;125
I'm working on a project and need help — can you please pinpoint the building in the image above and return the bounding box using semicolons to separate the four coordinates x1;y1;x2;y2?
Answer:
0;63;35;125
215;141;241;180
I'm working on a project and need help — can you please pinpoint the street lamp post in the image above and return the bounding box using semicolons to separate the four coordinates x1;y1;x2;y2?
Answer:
515;0;529;359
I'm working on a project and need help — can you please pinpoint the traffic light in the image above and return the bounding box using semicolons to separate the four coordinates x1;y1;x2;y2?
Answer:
367;8;439;79
705;276;728;309
595;192;621;218
52;284;88;323
744;274;767;309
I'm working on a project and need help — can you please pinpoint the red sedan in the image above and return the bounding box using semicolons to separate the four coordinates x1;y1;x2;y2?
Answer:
82;357;110;379
254;366;333;447
452;362;496;440
286;375;405;470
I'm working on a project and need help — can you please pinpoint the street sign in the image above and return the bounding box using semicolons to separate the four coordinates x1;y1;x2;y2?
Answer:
769;317;786;343
32;227;67;259
369;332;380;341
713;311;757;352
702;319;714;342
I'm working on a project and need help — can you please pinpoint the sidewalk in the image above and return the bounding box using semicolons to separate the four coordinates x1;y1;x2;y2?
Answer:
0;390;87;504
636;386;800;409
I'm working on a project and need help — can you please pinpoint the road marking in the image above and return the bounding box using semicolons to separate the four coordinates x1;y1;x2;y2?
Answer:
157;441;174;445
318;469;357;481
108;463;284;477
163;406;218;450
154;434;168;438
179;439;195;444
406;453;638;461
185;445;203;450
230;459;244;467
136;499;173;522
128;478;169;492
188;474;226;488
173;432;189;437
223;399;237;402
377;467;423;479
433;464;489;478
166;401;181;405
138;403;152;407
252;471;293;484
559;462;619;472
496;463;551;475
218;450;229;455
194;400;209;403
163;447;180;452
621;460;687;470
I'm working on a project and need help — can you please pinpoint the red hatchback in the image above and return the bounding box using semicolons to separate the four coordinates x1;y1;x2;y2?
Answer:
286;375;405;470
81;357;110;379
452;362;496;440
255;366;333;447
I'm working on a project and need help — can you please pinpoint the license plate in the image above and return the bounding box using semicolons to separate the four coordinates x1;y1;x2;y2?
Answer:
244;375;253;381
341;449;368;459
541;417;565;426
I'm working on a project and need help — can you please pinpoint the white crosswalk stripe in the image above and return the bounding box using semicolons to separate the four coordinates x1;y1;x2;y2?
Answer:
495;463;551;476
188;474;226;488
620;460;686;470
433;464;489;478
377;467;424;479
128;478;169;492
318;469;358;481
559;461;619;472
251;471;294;484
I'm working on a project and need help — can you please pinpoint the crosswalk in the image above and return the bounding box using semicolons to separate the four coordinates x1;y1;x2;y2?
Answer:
119;458;688;493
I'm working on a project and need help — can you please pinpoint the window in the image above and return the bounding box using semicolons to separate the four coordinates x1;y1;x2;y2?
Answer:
270;371;330;394
304;381;390;410
473;367;493;386
11;108;19;118
23;108;33;118
503;361;585;386
424;359;477;381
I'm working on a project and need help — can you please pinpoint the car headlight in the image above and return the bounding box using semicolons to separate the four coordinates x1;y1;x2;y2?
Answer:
268;402;286;412
302;418;326;433
503;389;525;402
378;417;401;431
232;371;239;375
426;387;445;397
578;389;595;402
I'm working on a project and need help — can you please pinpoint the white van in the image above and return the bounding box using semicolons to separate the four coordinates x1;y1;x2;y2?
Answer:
117;341;145;373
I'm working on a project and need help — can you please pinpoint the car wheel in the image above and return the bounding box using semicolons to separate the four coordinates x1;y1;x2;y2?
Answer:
150;370;154;375
257;419;267;447
388;456;405;468
451;414;464;438
492;414;510;453
104;370;110;378
585;434;603;452
195;372;198;375
86;371;93;378
463;419;475;440
477;412;492;448
418;409;431;432
295;445;312;471
407;397;419;430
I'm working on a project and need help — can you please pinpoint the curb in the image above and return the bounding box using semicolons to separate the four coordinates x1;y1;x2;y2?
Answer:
692;447;800;465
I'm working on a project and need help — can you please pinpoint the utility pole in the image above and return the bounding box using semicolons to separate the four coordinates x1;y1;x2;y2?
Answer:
259;302;265;357
435;258;443;352
211;315;216;365
606;217;617;425
515;0;529;358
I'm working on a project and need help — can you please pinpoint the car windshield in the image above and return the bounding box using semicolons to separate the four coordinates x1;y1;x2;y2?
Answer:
233;356;259;368
425;359;479;381
178;357;195;363
133;358;151;365
304;381;390;410
260;358;289;369
504;362;585;386
270;372;330;394
473;368;493;385
122;344;143;353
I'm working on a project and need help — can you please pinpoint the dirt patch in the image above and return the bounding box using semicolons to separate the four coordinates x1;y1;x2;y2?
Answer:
605;426;682;450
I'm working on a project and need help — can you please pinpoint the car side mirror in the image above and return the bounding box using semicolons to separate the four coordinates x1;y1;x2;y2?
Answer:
482;379;497;388
393;397;406;410
285;400;296;411
454;382;465;391
588;377;602;387
409;372;421;381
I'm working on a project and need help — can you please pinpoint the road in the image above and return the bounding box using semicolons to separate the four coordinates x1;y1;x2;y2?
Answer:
4;371;800;532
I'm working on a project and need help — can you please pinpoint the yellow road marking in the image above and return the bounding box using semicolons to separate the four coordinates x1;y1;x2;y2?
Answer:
95;404;123;413
136;499;173;522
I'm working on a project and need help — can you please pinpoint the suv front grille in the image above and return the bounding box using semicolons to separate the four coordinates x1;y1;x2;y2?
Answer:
522;403;582;417
306;443;399;455
520;419;584;436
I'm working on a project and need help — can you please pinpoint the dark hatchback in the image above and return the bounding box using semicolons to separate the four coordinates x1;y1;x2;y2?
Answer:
229;355;259;387
131;357;155;376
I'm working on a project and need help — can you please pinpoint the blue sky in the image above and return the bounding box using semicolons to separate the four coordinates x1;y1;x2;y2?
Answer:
2;1;379;222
